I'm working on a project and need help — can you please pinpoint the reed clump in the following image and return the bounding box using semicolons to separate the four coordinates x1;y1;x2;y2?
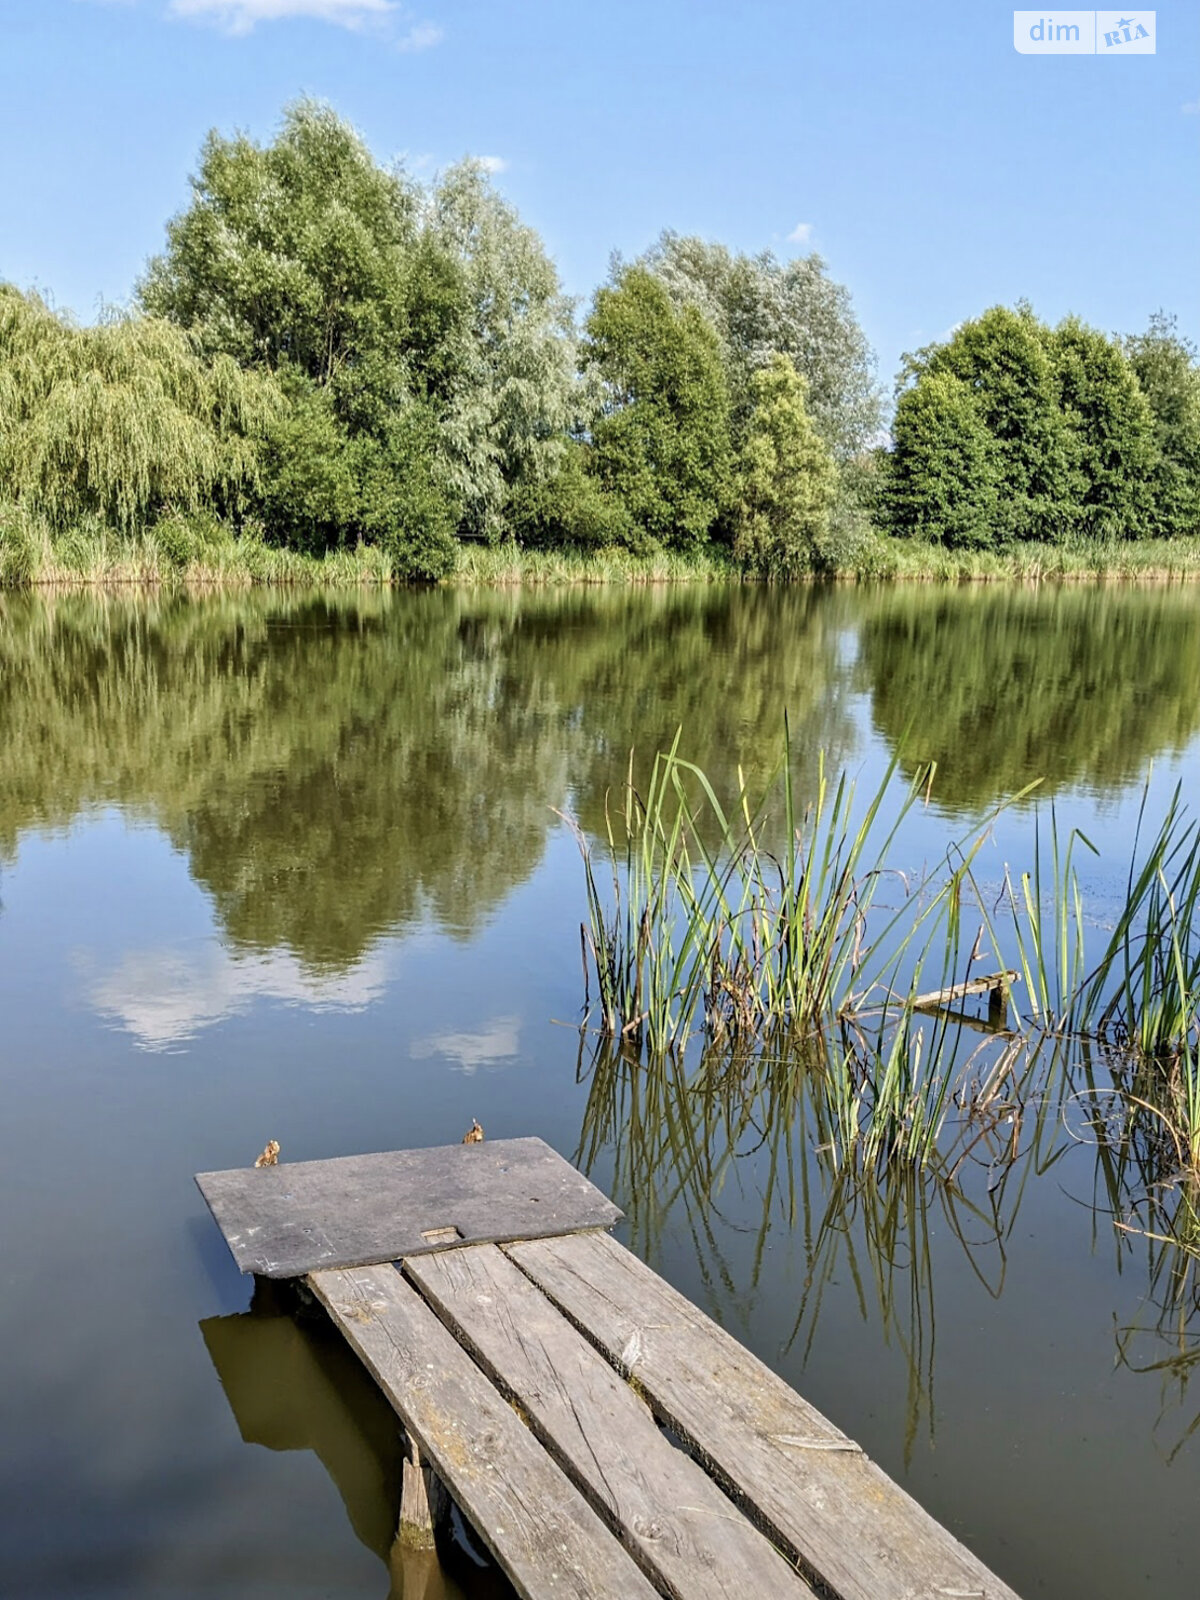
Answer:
563;731;1200;1183
560;730;993;1058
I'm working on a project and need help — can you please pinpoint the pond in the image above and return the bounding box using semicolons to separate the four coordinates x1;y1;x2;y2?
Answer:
2;581;1199;1599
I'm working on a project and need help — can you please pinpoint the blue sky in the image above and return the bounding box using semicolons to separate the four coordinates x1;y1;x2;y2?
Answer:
2;1;1197;391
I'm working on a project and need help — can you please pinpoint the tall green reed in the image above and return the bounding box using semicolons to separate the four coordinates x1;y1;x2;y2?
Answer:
564;731;1200;1187
561;726;1019;1058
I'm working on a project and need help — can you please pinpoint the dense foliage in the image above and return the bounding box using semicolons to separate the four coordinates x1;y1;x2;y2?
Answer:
885;304;1195;547
1123;313;1200;539
0;285;277;534
583;266;733;551
732;356;838;574
1;99;1197;579
638;232;882;463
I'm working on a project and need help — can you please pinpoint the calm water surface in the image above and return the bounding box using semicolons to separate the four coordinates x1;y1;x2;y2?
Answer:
3;583;1200;1598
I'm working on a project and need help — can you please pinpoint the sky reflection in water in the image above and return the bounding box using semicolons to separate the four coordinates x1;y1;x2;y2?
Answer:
3;583;1200;1598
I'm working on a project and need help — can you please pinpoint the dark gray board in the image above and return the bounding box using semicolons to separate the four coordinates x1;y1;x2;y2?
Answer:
195;1138;622;1279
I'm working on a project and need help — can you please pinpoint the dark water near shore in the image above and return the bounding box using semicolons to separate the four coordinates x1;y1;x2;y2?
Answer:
2;582;1200;1599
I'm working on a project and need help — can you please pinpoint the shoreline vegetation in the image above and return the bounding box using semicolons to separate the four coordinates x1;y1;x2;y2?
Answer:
10;518;1200;590
3;100;1198;591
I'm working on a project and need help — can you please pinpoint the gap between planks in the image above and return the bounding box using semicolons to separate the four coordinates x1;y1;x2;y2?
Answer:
405;1241;817;1600
308;1260;659;1600
503;1230;1021;1600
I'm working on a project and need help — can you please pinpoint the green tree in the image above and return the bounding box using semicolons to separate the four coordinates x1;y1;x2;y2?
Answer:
884;370;1001;547
139;100;423;382
256;372;456;577
505;442;633;549
142;104;615;571
1123;312;1200;538
1051;317;1157;539
732;355;838;575
901;306;1073;543
638;233;882;464
424;161;581;539
0;285;278;533
582;267;733;550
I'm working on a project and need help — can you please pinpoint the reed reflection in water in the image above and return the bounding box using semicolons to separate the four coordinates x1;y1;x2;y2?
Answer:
573;1022;1200;1465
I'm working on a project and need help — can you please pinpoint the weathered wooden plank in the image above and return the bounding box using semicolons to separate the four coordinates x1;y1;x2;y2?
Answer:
407;1243;816;1600
308;1261;659;1600
908;971;1019;1011
196;1138;621;1278
507;1231;1021;1600
398;1432;448;1551
852;971;1020;1018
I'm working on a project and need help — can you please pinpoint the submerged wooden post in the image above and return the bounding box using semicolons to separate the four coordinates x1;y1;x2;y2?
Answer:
387;1544;441;1600
398;1430;448;1550
988;974;1012;1031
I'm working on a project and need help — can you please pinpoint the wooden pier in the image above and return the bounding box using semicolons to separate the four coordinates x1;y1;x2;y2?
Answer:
196;1137;1020;1600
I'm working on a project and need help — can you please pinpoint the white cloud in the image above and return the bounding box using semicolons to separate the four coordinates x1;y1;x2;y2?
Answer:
397;19;442;50
1183;99;1200;115
477;155;508;175
787;221;814;245
166;0;441;41
410;1015;521;1074
84;942;390;1049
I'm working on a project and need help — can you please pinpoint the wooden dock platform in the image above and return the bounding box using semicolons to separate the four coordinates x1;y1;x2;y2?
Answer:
197;1137;1020;1600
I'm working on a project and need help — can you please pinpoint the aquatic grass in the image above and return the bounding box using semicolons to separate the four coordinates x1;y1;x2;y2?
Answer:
562;730;987;1056
565;731;1200;1188
452;541;739;587
1078;786;1200;1059
837;531;1200;585
955;806;1095;1033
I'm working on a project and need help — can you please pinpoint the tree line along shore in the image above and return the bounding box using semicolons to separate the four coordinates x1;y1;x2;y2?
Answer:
2;99;1198;589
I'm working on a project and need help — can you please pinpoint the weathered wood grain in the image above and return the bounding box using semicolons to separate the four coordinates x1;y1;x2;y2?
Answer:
309;1261;659;1600
908;971;1019;1011
407;1243;816;1600
196;1138;621;1278
398;1432;448;1551
506;1231;1021;1600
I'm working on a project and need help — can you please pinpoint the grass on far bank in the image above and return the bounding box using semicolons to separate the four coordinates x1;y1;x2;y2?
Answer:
854;531;1200;583
5;500;1200;590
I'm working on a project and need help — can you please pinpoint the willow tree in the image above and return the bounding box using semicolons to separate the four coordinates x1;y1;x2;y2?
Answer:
424;161;581;539
138;102;461;572
638;232;882;465
139;102;579;562
0;285;278;533
138;100;423;380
